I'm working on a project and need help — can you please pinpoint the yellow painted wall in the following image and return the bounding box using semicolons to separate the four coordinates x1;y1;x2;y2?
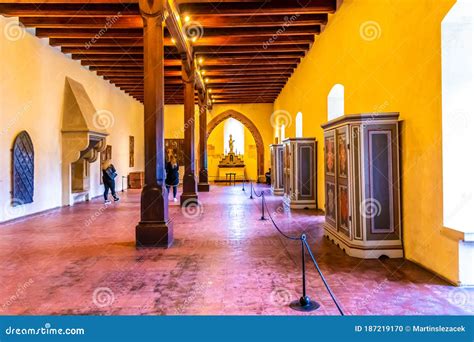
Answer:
273;0;459;282
0;16;144;222
207;119;258;181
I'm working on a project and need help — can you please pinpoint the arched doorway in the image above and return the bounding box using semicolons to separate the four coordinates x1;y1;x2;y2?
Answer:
207;110;265;182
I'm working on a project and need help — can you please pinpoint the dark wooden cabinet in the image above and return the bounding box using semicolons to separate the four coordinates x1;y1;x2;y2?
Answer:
282;138;317;209
321;113;403;258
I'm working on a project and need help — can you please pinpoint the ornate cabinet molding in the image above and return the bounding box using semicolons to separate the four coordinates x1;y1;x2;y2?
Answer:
321;113;403;258
270;144;284;195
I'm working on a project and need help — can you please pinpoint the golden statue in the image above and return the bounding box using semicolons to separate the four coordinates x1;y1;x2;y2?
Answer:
228;134;235;154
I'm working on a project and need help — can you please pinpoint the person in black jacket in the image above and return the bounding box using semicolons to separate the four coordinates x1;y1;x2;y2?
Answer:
102;162;119;204
165;155;179;202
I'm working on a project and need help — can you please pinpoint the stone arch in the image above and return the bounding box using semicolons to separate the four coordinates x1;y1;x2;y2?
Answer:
207;110;265;182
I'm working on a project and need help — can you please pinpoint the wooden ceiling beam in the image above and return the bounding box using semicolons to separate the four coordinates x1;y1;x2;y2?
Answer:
105;75;288;82
69;47;304;61
0;3;139;17
31;24;319;37
88;65;181;71
74;44;305;56
179;0;337;16
206;77;289;84
112;82;287;88
194;44;310;54
79;57;299;66
188;14;327;28
201;64;297;71
207;82;287;87
80;59;181;66
96;70;292;77
49;35;314;47
1;4;328;26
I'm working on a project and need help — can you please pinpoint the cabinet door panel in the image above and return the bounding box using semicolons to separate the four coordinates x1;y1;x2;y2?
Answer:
277;148;284;189
363;124;400;241
324;130;337;228
297;143;314;200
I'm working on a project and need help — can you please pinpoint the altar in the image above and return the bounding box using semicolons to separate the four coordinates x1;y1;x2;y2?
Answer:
217;134;246;182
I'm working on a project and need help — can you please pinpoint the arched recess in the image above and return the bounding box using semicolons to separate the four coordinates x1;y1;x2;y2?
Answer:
207;110;265;182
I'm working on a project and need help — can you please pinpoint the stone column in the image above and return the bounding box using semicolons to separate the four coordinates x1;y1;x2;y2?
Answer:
136;0;173;247
198;94;210;192
180;54;198;206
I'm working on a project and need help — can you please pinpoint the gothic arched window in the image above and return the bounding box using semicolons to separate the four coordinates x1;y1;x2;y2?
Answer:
12;131;34;206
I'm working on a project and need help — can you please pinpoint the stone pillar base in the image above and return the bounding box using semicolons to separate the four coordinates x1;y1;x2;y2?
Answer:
198;183;210;192
136;220;173;248
180;192;198;206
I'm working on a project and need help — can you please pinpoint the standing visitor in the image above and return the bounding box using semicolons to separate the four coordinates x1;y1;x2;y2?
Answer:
165;155;179;202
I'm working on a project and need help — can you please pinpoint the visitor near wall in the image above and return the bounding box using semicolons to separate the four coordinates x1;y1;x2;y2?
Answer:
102;162;120;204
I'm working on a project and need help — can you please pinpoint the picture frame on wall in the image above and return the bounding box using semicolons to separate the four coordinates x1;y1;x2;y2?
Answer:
165;139;185;165
106;145;112;161
129;136;135;168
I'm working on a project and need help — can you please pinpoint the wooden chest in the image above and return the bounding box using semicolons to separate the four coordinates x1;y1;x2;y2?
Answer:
128;172;144;189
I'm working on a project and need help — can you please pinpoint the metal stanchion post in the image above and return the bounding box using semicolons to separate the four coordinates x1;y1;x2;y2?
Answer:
242;178;245;191
260;192;266;220
121;176;126;192
290;234;320;312
250;180;254;199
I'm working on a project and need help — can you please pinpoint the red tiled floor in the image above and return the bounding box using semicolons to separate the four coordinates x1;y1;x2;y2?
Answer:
0;184;472;315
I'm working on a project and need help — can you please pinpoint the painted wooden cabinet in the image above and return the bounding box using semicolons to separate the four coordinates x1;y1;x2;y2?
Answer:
321;113;403;258
282;138;317;209
270;144;284;195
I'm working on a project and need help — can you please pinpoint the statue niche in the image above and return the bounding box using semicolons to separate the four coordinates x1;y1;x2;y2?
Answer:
217;134;245;181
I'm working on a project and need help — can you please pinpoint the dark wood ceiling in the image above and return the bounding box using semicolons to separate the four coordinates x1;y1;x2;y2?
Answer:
0;0;339;104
